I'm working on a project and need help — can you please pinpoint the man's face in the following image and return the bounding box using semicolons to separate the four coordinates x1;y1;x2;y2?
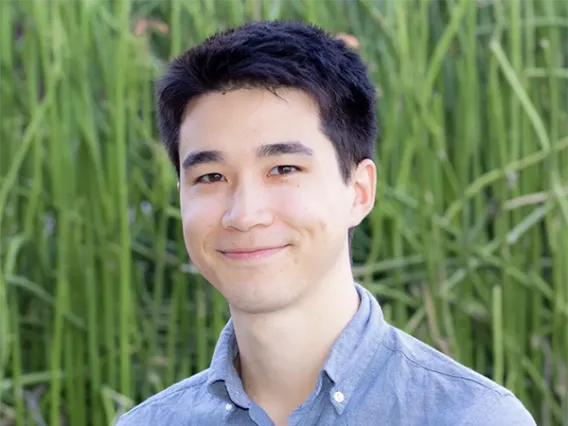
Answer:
178;88;375;314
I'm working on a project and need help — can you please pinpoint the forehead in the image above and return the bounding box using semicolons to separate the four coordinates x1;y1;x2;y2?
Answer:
178;88;329;154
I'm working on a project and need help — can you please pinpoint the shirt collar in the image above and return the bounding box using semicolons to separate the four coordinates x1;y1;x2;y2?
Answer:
206;282;388;416
206;319;251;409
322;282;388;414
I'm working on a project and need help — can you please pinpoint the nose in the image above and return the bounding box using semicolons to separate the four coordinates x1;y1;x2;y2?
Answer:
221;181;273;231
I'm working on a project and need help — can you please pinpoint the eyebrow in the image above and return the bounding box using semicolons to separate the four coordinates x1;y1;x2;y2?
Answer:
181;150;225;171
181;141;314;171
256;141;314;157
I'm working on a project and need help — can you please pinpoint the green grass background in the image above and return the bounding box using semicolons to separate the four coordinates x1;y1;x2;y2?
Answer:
0;0;567;425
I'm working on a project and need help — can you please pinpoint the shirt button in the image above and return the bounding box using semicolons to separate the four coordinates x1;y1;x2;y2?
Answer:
225;403;233;411
334;391;345;403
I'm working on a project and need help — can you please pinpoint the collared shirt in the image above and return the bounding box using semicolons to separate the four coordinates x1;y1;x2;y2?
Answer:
116;283;537;426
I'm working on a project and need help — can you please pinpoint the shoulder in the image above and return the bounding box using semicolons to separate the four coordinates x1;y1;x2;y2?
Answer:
381;326;506;393
462;391;537;426
378;326;536;425
114;370;211;426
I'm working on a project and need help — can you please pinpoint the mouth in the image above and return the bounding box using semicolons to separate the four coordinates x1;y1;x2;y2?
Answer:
220;245;289;261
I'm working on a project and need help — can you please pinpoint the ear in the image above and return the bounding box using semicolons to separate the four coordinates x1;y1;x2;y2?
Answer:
177;181;180;192
349;159;376;227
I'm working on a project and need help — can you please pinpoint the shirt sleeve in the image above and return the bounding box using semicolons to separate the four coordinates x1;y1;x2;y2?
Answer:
465;393;537;426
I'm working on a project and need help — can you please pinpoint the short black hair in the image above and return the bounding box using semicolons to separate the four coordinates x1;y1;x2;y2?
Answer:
155;20;378;182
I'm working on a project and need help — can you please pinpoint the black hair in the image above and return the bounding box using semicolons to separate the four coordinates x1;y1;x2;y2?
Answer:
155;20;378;182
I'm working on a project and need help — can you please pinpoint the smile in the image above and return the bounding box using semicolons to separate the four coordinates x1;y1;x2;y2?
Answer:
220;245;289;261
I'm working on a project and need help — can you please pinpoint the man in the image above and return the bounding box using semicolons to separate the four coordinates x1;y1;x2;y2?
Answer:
117;21;536;426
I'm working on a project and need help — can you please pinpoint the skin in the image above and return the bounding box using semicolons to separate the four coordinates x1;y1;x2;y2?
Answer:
177;87;376;425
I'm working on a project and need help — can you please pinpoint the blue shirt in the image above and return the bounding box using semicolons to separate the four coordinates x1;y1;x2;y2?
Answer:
116;283;537;425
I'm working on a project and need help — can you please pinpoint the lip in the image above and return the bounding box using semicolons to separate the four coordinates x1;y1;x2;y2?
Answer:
220;245;289;261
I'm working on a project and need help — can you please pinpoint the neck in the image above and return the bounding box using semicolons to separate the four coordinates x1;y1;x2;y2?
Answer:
229;256;360;420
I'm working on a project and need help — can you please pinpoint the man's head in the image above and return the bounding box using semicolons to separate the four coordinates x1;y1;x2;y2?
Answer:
156;21;378;314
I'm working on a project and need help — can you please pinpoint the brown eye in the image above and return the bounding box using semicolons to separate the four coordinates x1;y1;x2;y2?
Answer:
196;173;225;184
269;165;299;176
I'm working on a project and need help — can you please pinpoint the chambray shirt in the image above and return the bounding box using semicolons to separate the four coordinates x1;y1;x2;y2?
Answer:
116;283;536;425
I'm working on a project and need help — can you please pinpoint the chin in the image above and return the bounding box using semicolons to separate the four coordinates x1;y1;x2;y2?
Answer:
214;276;302;313
228;295;296;315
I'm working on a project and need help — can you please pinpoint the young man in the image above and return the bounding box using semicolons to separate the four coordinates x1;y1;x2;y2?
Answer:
117;21;536;426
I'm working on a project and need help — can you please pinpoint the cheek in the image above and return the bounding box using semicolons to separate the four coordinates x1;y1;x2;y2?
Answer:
180;194;223;247
273;183;349;231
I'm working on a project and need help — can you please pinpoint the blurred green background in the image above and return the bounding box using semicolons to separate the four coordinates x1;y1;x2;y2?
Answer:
1;0;567;425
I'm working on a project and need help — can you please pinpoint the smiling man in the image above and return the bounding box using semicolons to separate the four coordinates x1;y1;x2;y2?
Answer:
116;21;536;426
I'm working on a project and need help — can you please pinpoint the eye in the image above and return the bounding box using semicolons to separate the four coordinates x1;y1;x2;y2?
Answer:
195;173;226;184
268;165;300;176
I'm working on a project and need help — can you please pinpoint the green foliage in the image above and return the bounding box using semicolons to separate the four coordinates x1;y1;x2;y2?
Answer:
1;0;567;425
